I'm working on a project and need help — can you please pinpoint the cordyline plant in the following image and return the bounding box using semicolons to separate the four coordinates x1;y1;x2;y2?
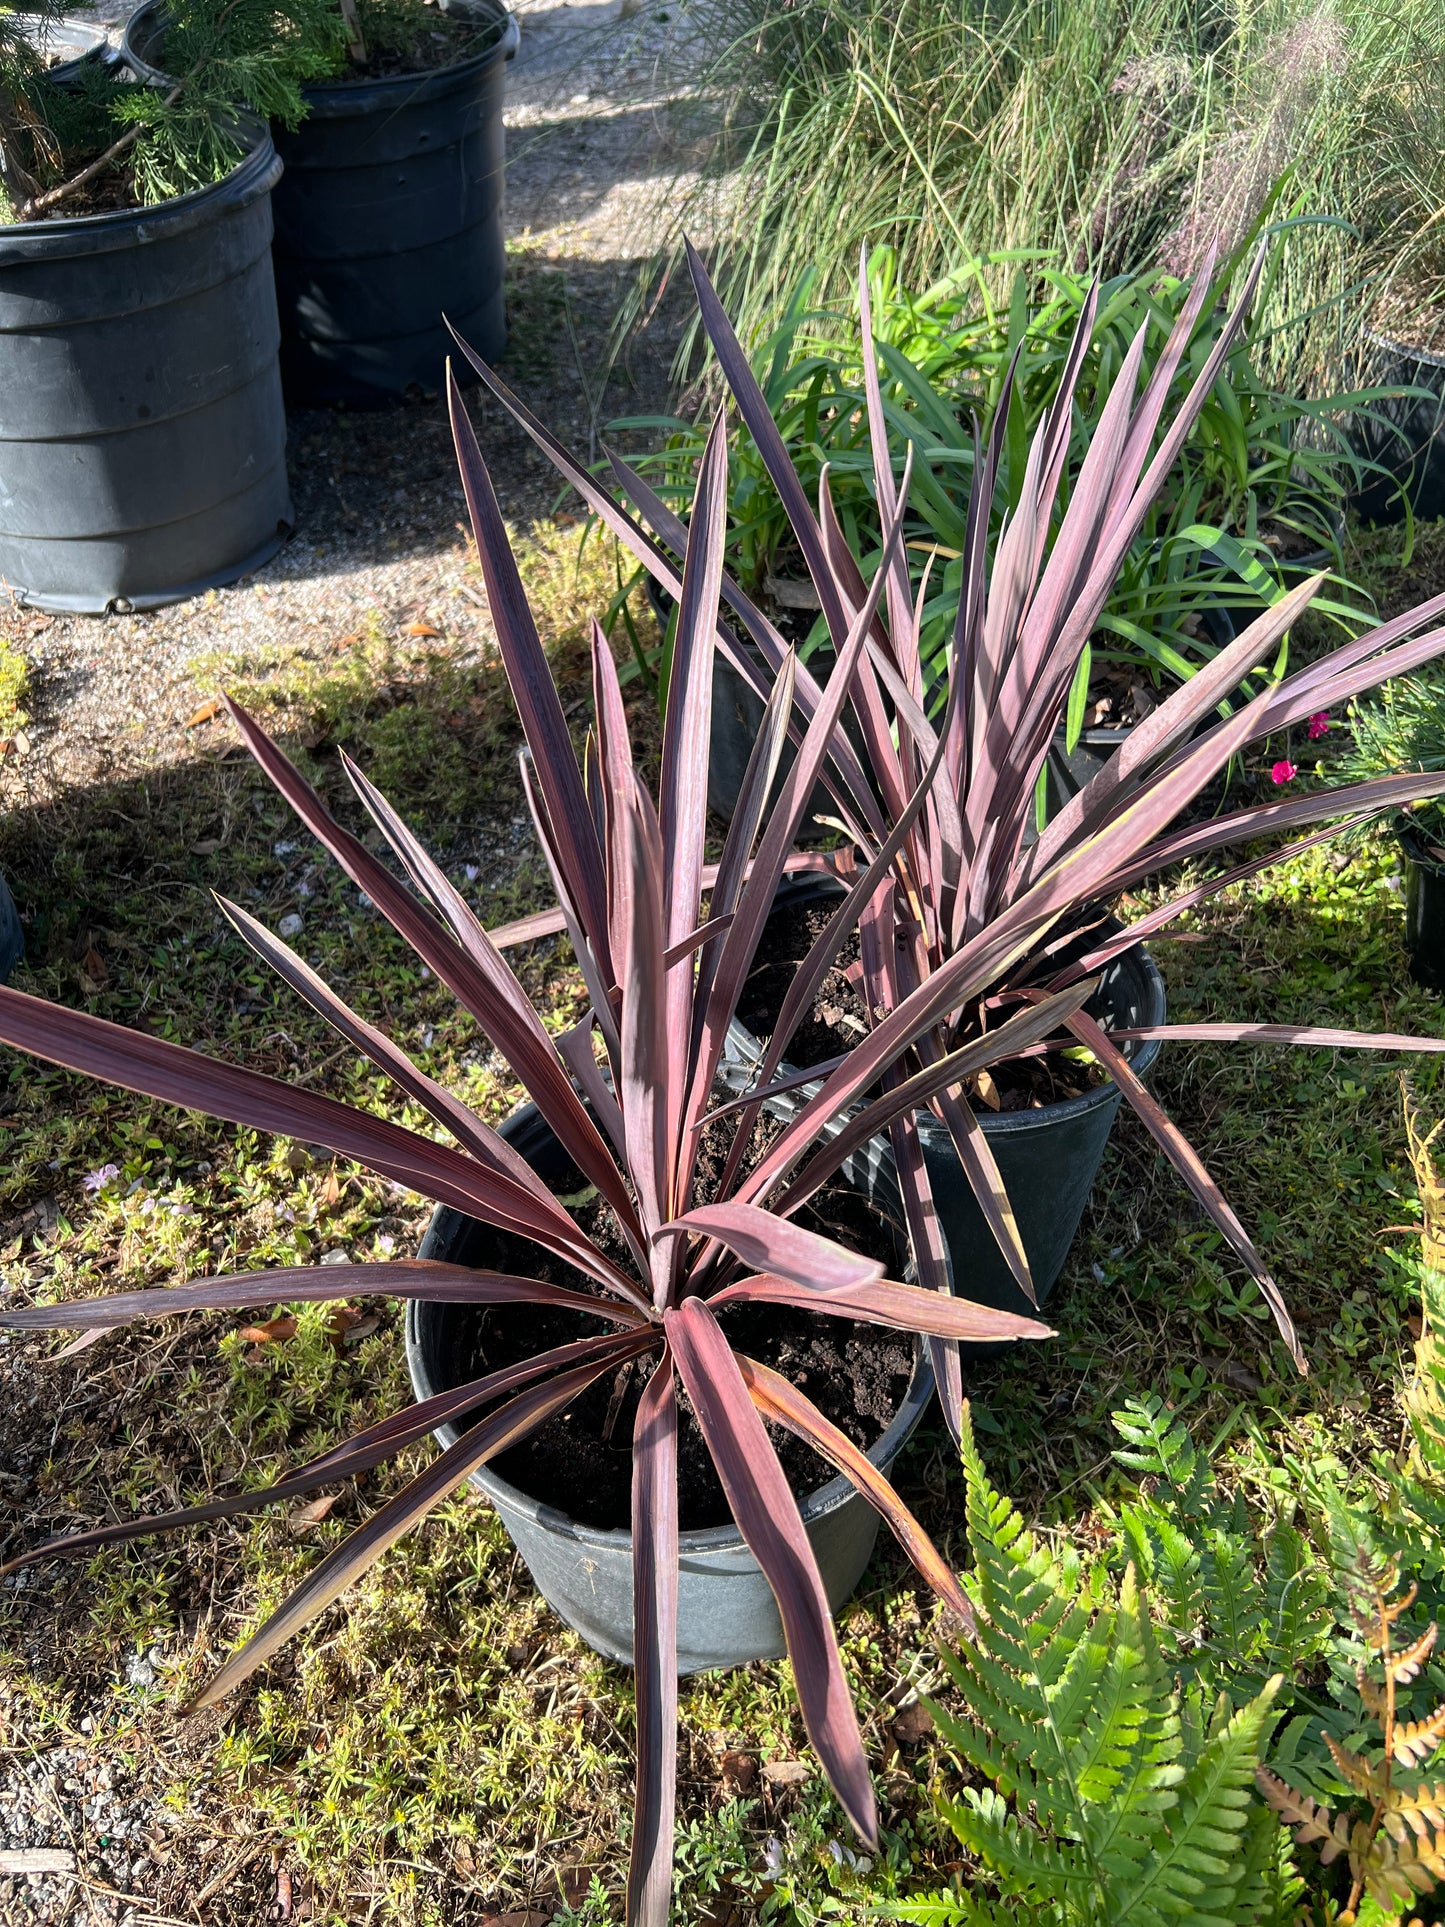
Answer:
461;240;1445;1387
0;375;1078;1920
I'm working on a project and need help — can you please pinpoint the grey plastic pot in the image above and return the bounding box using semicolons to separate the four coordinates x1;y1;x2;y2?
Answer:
404;1100;935;1675
726;874;1166;1323
127;0;519;405
0;127;292;614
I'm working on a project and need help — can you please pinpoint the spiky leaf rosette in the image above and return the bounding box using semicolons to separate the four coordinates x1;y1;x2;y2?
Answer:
0;395;1068;1923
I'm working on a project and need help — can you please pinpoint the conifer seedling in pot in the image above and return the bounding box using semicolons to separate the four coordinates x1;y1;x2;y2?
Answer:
0;384;1068;1920
462;240;1445;1392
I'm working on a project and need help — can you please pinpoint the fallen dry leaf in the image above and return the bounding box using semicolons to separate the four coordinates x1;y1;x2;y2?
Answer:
1209;1355;1264;1397
273;1866;293;1920
719;1748;758;1789
287;1494;339;1533
762;1759;810;1786
190;836;225;856
890;1700;934;1745
236;1314;298;1346
79;945;109;992
407;619;440;638
186;697;223;729
319;1166;342;1212
480;1914;549;1927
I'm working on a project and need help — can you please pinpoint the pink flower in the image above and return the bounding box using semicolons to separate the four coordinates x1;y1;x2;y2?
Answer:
1271;759;1298;785
1307;711;1330;740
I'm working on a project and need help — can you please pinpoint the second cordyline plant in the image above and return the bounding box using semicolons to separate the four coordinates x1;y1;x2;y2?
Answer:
0;375;1072;1916
468;238;1445;1388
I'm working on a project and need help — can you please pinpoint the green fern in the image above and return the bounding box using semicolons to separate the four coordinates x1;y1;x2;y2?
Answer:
892;1408;1291;1927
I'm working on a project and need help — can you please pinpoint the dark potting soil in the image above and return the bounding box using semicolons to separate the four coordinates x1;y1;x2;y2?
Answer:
443;1135;913;1534
735;892;1101;1108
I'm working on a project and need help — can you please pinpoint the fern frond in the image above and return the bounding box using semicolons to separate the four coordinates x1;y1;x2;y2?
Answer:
1117;1679;1283;1924
1380;1779;1445;1837
1201;1523;1265;1658
1395;1701;1445;1767
1323;1735;1382;1799
1255;1765;1351;1863
1111;1395;1212;1515
1363;1825;1445;1907
1262;1520;1332;1676
938;1788;1094;1905
1390;1619;1438;1684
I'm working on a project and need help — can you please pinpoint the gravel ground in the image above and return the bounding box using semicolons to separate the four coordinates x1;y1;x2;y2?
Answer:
0;7;711;1919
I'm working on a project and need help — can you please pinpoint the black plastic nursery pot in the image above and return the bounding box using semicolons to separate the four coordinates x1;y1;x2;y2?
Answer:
726;875;1167;1324
1349;331;1445;529
0;127;292;614
1401;826;1445;993
404;1101;934;1675
15;12;108;82
127;0;519;406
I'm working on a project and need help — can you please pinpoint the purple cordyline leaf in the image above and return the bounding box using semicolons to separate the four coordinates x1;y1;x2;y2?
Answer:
0;981;644;1308
654;1201;883;1291
216;894;557;1210
663;913;735;969
0;1330;656;1577
685;455;916;1154
1102;240;1220;537
487;853;824;952
663;1296;879;1848
601;446;883;846
223;698;646;1263
686;240;853;655
1067;1009;1304;1373
619;786;674;1290
518;753;629;1086
816;474;910;827
1110;1024;1445;1052
443;321;880;844
1245;589;1445;737
736;1352;974;1629
708;1272;1052;1342
857;249;922;701
933;1085;1034;1306
1096;771;1445;901
703;1052;852;1122
990;249;1270;868
741;982;1097;1218
191;1351;625;1709
447;368;610;964
0;1261;645;1333
1059;817;1370;981
555;1019;629;1159
1018;572;1326;890
627;1360;679;1927
662;413;728;1166
886;1107;962;1447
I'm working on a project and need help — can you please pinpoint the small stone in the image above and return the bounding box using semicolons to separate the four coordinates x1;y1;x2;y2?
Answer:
125;1654;155;1690
277;913;304;939
320;1249;350;1266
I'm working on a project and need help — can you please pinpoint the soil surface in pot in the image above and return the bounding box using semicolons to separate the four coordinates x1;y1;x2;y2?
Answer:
445;1128;913;1533
333;1;504;79
734;893;1101;1107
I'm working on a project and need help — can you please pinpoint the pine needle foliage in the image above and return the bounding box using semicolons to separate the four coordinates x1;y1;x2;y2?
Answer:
893;1407;1292;1927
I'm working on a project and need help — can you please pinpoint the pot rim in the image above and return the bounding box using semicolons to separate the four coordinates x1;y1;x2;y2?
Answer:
0;122;280;257
1364;326;1445;375
756;873;1166;1130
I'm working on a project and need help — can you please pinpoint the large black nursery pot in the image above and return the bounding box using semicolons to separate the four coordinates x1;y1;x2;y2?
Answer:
125;0;516;405
405;1101;934;1675
0;126;291;614
1349;331;1445;528
726;875;1166;1324
1401;825;1445;993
